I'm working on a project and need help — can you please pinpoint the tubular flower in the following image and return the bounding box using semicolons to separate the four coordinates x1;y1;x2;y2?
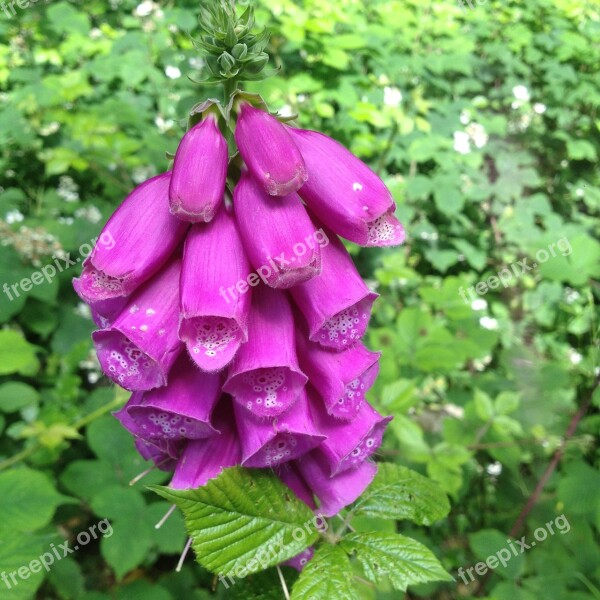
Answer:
235;102;307;196
234;171;321;288
169;113;228;223
76;87;404;568
179;208;251;371
288;128;405;247
73;173;188;304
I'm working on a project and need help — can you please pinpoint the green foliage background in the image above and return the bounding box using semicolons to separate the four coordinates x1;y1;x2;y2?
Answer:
0;0;599;598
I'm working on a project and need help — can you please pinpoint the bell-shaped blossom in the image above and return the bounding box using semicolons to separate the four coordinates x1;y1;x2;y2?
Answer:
234;390;324;468
93;257;183;391
73;173;188;303
169;113;228;223
282;548;315;571
170;403;241;490
296;332;380;420
234;172;321;288
311;395;392;476
179;209;251;371
288;128;405;247
295;451;377;517
290;234;377;351
223;285;307;417
125;353;222;441
275;463;316;509
235;103;307;196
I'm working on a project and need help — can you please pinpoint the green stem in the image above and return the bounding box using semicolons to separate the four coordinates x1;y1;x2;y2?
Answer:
0;444;41;471
223;78;238;105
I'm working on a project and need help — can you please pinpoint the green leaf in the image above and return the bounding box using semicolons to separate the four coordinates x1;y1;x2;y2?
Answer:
350;463;450;525
149;467;320;576
100;518;152;581
0;382;40;413
341;532;453;591
0;468;75;532
0;330;39;375
291;544;357;600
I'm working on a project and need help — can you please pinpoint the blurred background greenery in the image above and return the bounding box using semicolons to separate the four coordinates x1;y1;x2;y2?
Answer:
0;0;599;598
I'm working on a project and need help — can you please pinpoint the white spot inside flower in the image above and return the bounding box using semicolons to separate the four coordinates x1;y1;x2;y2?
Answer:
453;131;471;154
512;85;530;101
5;210;24;224
383;86;402;108
534;103;546;114
486;461;502;476
129;305;140;314
158;329;166;336
140;325;148;332
353;182;363;192
165;66;181;79
479;316;498;330
471;298;487;311
146;308;156;316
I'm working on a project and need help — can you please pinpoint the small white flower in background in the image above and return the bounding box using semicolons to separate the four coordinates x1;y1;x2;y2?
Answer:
479;316;498;330
460;109;471;125
58;217;75;225
165;65;181;79
383;86;403;108
486;462;503;476
74;302;92;319
188;56;204;69
89;28;102;39
75;206;103;224
135;0;154;17
575;188;585;198
297;93;307;103
533;102;546;114
453;130;471;154
419;231;439;241
58;175;80;202
512;85;530;101
5;210;24;224
132;165;157;184
471;298;487;311
154;115;174;133
40;121;60;136
568;349;583;365
466;122;488;148
278;104;294;117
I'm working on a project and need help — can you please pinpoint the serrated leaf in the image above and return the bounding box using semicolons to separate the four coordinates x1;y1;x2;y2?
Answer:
350;463;450;525
341;532;453;591
291;544;357;600
149;467;320;576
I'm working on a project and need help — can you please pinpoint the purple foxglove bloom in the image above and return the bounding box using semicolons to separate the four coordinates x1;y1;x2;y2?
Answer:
170;406;241;490
73;173;188;303
234;390;324;468
93;257;183;391
179;209;251;371
310;395;392;476
235;103;307;196
223;285;307;417
234;172;321;288
288;128;405;247
135;439;178;472
290;234;377;351
275;463;316;510
282;547;314;571
295;451;377;517
169;113;228;223
296;330;380;420
125;353;222;441
89;295;129;329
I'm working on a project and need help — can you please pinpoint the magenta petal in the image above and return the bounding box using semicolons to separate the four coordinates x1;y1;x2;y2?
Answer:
282;547;315;571
295;452;378;517
234;172;321;288
289;128;405;247
89;295;130;328
179;209;251;371
93;257;183;391
170;406;241;490
223;285;307;417
169;114;228;223
126;353;221;440
297;332;380;420
73;173;188;303
275;463;317;510
235;103;307;196
234;390;324;468
290;234;378;350
311;395;392;476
